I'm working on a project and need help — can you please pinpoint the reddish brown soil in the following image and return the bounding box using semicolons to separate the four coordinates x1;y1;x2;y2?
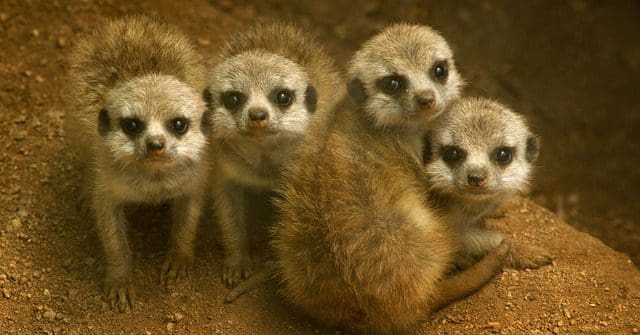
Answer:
0;0;639;334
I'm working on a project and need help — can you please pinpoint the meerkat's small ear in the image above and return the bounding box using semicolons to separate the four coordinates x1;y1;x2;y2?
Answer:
202;87;214;110
305;85;317;114
525;135;540;162
347;78;367;104
200;108;212;135
98;108;110;136
422;133;433;164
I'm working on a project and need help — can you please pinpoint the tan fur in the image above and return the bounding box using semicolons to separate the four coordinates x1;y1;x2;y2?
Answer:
204;23;343;288
270;24;506;334
65;15;209;312
424;97;552;270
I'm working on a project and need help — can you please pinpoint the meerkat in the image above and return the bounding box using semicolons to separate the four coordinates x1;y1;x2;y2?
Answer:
65;15;209;312
269;24;509;334
423;97;552;270
203;23;342;288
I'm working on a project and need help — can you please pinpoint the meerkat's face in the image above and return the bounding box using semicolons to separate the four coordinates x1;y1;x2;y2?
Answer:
98;74;209;171
204;51;317;140
347;24;463;130
424;98;539;201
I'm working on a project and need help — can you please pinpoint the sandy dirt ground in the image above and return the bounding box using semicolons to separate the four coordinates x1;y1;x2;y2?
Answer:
0;0;639;334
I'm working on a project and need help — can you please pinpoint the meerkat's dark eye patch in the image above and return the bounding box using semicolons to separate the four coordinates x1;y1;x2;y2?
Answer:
305;85;317;114
221;91;246;111
120;117;144;137
494;146;514;166
442;145;466;165
168;117;189;135
272;88;294;108
431;60;448;82
525;135;540;163
98;108;110;136
377;74;406;95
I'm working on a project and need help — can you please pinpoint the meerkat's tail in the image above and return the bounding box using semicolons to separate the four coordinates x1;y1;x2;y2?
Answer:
430;241;510;311
224;263;275;303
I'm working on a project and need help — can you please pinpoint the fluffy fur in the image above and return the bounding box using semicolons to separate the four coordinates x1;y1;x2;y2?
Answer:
271;24;506;334
65;15;209;312
203;23;342;288
424;97;551;270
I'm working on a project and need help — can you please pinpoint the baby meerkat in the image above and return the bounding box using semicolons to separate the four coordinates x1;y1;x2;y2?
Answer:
65;15;209;312
270;24;508;334
424;97;552;270
203;23;341;288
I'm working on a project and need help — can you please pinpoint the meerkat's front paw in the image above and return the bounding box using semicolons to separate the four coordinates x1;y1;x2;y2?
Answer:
505;240;553;270
222;254;252;289
104;273;135;313
161;248;194;287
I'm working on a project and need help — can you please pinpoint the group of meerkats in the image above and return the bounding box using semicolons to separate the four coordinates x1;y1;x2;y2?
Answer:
64;15;552;334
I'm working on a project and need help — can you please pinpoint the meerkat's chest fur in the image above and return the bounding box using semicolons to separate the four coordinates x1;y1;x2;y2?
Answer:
96;159;204;203
216;136;300;188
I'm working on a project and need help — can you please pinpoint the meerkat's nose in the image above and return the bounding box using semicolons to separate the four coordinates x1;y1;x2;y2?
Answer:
146;137;165;152
248;108;269;123
467;173;487;187
415;90;435;108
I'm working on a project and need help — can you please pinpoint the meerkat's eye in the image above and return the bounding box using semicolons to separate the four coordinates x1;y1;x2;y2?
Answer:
442;146;466;164
378;75;406;94
221;91;245;110
494;147;513;166
121;118;144;135
431;61;448;81
169;117;189;135
274;89;294;107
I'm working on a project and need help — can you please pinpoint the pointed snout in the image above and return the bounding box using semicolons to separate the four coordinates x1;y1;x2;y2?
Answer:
467;168;488;187
415;90;436;110
247;107;269;128
146;135;166;153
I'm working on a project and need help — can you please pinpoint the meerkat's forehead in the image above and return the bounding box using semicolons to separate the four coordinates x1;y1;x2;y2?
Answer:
435;98;530;150
348;24;453;80
212;50;309;93
104;73;203;120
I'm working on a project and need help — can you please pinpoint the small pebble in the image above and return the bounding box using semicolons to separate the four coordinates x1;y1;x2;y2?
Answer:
42;310;56;320
56;36;67;48
166;322;176;331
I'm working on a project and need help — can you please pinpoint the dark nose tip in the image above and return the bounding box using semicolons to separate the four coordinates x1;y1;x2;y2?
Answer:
248;108;268;122
147;139;165;152
467;174;486;187
415;90;435;107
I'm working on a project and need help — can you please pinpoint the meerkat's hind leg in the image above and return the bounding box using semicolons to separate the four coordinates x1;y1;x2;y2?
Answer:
432;241;510;312
504;239;553;270
455;227;504;270
161;193;203;287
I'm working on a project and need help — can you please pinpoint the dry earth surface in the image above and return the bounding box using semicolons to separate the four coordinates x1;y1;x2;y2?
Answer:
0;0;639;334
